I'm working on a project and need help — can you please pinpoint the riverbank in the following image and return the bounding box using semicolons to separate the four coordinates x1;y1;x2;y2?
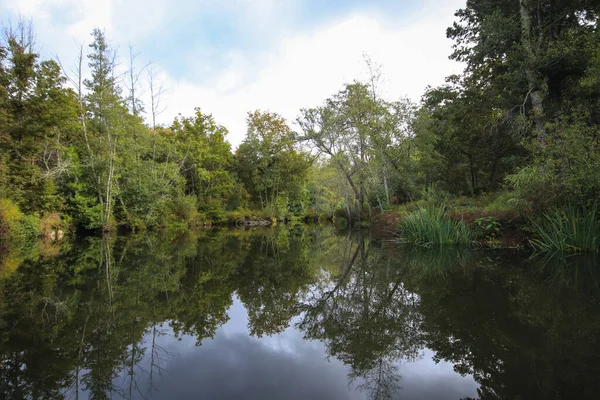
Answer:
0;195;333;241
374;207;528;249
372;193;599;253
3;189;599;255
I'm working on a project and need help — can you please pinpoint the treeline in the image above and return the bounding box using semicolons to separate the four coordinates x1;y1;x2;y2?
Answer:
0;23;317;236
420;0;600;206
300;0;600;215
2;0;600;237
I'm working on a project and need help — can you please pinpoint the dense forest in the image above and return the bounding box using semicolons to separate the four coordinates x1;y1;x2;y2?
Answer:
1;1;600;251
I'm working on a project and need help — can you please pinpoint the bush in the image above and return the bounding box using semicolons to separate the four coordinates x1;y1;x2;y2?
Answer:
398;205;474;246
169;195;199;223
0;199;44;240
18;215;41;239
0;198;23;238
71;193;103;230
506;115;600;211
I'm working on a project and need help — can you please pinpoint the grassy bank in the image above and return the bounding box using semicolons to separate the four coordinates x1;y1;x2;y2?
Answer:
376;193;600;254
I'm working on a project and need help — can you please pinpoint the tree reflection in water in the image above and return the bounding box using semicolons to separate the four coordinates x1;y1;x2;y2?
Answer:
1;226;600;399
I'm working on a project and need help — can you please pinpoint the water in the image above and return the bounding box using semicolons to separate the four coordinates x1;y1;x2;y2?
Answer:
1;225;599;399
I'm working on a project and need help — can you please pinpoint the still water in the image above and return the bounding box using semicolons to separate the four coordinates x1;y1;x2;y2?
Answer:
1;226;599;399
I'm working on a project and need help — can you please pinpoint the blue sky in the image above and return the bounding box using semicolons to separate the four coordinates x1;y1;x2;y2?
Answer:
1;0;465;146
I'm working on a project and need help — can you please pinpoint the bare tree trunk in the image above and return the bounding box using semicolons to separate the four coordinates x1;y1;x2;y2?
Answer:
469;154;476;195
358;188;365;221
382;166;389;207
487;156;499;191
336;160;361;220
148;68;167;161
128;47;139;147
103;135;116;230
520;0;546;147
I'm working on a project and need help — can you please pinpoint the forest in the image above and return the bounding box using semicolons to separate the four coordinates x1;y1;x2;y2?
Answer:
1;0;600;253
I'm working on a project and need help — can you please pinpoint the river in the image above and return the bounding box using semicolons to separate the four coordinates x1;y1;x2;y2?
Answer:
0;225;599;399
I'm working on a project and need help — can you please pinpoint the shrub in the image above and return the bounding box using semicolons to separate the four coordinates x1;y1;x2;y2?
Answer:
506;115;600;211
18;215;41;239
71;193;103;230
169;195;199;223
0;198;23;238
474;216;502;239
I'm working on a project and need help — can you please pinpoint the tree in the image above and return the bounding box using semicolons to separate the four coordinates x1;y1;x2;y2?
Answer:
236;110;310;214
298;82;416;218
82;28;128;230
446;0;600;206
170;108;235;220
416;76;525;195
0;19;78;212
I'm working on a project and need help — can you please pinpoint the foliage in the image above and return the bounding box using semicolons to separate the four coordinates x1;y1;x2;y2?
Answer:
168;195;200;224
397;206;474;246
2;1;600;241
474;216;502;239
506;116;600;211
0;198;23;238
17;214;41;239
530;207;600;253
298;82;417;220
236;110;310;215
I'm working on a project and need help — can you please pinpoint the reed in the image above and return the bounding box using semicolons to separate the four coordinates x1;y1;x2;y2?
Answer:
398;206;474;246
530;207;600;253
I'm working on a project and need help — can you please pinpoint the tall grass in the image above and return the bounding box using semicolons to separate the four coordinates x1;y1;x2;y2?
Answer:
530;207;600;253
397;206;474;246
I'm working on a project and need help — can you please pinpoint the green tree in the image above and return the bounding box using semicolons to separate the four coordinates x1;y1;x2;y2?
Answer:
298;82;416;217
446;0;600;206
236;110;310;215
0;19;78;213
170;108;235;220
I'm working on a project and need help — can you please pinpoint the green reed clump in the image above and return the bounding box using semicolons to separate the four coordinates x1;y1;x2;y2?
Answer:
398;206;474;246
530;207;600;253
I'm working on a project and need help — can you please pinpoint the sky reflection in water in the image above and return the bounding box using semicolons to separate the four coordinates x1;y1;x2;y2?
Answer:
3;227;600;399
104;297;479;400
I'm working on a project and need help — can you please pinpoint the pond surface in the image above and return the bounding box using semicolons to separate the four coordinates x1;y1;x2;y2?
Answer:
1;226;600;399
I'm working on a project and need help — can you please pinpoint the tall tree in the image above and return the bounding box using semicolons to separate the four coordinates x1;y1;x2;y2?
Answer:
0;19;78;212
236;110;310;213
171;108;236;219
83;28;129;230
298;82;415;218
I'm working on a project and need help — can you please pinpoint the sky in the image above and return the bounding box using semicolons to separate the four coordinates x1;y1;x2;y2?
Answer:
1;0;466;147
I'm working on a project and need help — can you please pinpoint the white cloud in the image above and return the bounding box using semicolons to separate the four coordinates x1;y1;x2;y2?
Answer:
3;0;466;148
159;1;465;147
